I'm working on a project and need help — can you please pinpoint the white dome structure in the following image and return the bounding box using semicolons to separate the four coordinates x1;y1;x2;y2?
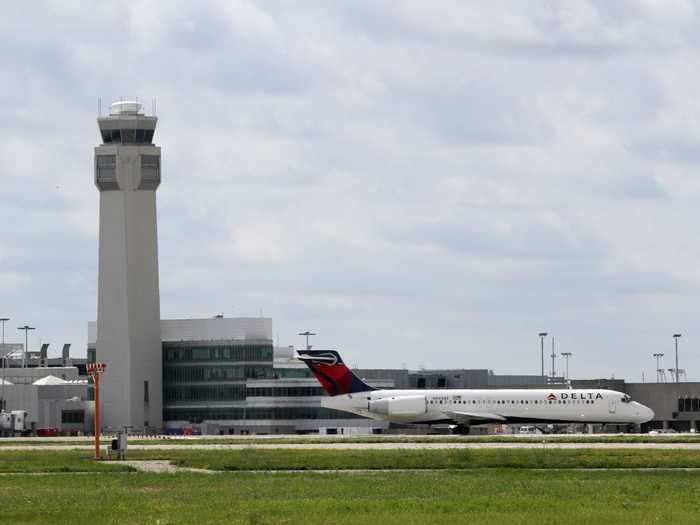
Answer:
32;375;68;386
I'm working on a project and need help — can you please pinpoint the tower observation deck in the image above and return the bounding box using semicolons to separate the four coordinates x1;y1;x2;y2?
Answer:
94;100;162;431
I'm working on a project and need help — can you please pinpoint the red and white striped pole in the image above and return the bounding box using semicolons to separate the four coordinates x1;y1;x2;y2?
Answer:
87;363;107;460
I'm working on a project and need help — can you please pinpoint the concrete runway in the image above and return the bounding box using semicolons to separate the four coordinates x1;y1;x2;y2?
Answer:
2;442;700;451
0;433;686;442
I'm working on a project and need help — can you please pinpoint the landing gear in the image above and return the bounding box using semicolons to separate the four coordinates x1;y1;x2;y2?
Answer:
452;424;470;435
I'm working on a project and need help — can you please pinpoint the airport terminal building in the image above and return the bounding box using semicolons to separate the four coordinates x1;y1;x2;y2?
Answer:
88;317;387;435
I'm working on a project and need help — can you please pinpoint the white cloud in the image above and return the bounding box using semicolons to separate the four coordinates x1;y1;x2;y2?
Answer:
1;1;699;379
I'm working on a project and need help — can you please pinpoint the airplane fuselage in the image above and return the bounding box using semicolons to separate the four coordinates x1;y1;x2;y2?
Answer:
322;388;654;425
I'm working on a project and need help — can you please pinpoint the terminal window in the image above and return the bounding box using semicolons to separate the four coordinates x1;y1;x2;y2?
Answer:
61;410;84;424
678;398;700;412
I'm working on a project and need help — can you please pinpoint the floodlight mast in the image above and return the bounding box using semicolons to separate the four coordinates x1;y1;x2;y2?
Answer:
673;334;682;384
0;318;9;345
1;319;11;411
653;353;664;383
538;332;548;377
561;352;572;381
550;336;556;380
17;325;35;368
299;331;316;351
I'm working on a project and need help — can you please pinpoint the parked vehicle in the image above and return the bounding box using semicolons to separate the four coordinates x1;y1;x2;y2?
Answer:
519;425;539;435
0;411;29;433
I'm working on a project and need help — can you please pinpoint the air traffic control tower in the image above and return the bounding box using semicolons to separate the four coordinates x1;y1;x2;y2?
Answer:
94;101;162;431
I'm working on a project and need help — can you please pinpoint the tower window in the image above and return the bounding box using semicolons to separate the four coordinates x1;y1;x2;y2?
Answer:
138;155;161;190
95;155;118;190
99;128;154;144
122;129;136;143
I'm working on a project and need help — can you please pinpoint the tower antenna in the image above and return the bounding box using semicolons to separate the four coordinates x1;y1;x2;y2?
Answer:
98;97;102;117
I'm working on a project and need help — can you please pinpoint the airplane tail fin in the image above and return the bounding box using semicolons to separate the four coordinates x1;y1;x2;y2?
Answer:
297;350;375;396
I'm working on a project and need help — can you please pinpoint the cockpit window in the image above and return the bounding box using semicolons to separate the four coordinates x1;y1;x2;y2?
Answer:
621;395;631;403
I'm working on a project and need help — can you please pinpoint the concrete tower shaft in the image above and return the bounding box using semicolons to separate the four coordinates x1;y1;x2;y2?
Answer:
94;100;162;431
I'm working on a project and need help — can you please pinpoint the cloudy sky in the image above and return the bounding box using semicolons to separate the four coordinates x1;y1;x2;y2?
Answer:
1;1;699;380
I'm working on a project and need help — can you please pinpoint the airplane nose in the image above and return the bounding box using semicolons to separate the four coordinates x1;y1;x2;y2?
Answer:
643;405;655;422
634;403;654;423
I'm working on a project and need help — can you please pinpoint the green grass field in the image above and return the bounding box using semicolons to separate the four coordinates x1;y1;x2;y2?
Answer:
164;447;700;471
3;447;700;473
1;470;699;524
2;448;700;524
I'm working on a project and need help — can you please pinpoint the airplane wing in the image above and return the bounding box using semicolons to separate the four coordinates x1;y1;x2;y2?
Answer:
445;410;506;422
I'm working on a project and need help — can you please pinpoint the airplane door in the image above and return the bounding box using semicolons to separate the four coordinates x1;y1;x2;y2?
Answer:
608;400;617;414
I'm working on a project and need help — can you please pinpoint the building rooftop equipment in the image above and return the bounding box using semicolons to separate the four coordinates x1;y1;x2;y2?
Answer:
32;375;68;386
110;101;144;116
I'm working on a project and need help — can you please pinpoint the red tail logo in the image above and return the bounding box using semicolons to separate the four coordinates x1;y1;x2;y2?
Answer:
297;350;374;396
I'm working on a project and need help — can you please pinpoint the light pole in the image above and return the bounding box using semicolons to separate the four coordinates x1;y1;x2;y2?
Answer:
561;352;572;381
298;331;316;351
538;332;548;377
0;318;8;345
1;348;13;412
550;335;556;379
17;325;35;368
673;334;682;383
653;353;664;383
0;318;9;387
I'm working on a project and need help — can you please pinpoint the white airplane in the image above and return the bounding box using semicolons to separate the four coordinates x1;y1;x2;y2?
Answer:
297;350;654;431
